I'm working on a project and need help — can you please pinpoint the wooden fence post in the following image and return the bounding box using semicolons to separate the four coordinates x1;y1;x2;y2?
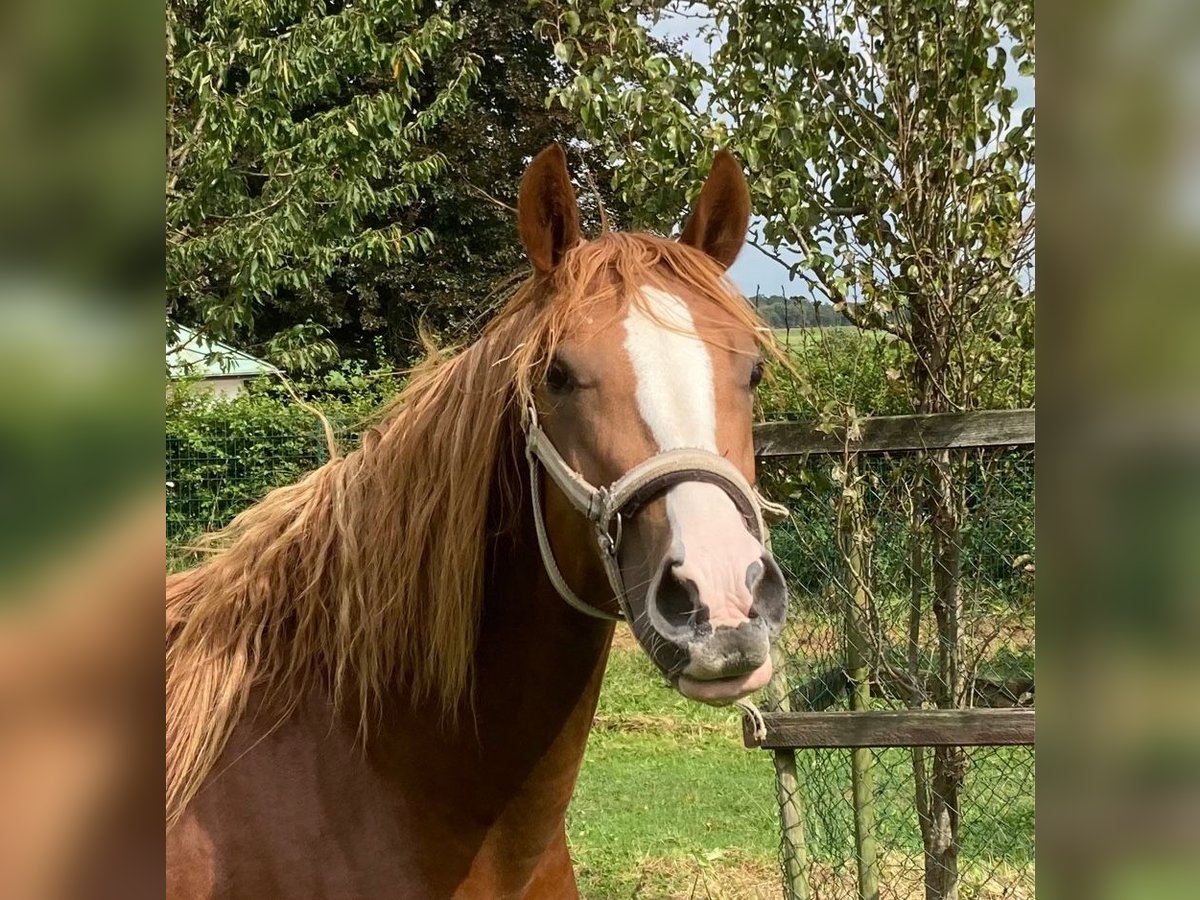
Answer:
763;642;811;900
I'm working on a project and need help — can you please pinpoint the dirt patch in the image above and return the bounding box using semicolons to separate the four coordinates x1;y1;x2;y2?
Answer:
580;850;1033;900
798;856;1034;900
590;713;728;737
611;626;640;652
782;854;1036;900
580;849;781;900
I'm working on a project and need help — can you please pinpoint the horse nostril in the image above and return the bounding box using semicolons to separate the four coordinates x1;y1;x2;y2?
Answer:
747;554;787;633
743;560;764;621
745;559;764;593
650;558;708;634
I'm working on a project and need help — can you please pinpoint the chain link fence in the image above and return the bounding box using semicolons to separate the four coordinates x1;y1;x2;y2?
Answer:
775;744;1034;899
757;443;1035;899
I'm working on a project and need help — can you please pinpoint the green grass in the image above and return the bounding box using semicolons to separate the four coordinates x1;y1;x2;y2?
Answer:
567;640;1035;898
570;730;779;897
568;646;780;897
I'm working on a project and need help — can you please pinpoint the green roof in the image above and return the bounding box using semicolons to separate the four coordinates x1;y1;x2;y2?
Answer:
167;324;278;379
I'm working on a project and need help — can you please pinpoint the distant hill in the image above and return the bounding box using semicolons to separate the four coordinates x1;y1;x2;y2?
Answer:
748;295;853;329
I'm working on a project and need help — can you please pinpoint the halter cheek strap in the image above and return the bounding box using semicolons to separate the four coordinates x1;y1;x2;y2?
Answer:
526;432;623;621
523;404;789;622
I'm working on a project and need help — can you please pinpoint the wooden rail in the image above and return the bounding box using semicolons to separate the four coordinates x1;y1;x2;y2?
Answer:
754;408;1034;457
743;709;1035;749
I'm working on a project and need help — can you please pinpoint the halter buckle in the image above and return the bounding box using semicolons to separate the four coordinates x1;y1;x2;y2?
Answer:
598;512;623;557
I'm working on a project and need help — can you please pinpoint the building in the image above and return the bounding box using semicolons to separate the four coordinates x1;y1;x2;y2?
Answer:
167;324;278;398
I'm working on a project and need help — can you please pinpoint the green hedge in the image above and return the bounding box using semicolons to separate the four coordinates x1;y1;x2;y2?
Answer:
166;367;400;557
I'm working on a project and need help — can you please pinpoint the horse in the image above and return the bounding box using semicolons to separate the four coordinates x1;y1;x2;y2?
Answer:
166;145;789;899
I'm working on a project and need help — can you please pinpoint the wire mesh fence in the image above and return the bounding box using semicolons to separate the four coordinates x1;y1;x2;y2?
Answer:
773;744;1034;900
166;418;331;549
165;385;368;564
757;442;1035;899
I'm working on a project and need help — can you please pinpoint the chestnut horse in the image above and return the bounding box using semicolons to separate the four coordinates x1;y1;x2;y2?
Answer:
166;146;788;898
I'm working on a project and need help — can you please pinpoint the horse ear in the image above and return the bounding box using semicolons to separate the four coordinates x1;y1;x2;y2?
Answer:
679;150;750;269
518;144;582;273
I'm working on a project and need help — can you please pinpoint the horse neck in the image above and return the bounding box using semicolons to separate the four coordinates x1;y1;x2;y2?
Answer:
466;504;616;799
467;424;619;760
467;420;617;741
367;445;616;873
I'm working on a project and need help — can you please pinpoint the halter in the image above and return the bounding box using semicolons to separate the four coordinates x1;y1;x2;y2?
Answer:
524;403;789;622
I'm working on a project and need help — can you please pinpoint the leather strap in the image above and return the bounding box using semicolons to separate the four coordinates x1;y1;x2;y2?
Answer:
618;468;760;534
527;444;623;621
524;404;785;622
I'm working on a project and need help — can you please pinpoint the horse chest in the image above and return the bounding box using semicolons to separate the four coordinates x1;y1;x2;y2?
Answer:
166;691;584;900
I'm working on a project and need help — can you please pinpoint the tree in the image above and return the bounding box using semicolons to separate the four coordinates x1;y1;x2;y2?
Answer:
544;2;1035;897
167;1;647;370
545;0;1033;409
340;0;639;361
750;294;853;330
167;0;480;370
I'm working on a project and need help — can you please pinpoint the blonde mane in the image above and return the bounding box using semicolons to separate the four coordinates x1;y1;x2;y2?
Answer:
165;233;777;826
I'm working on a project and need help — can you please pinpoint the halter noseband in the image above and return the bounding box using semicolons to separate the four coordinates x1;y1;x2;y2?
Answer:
524;403;789;622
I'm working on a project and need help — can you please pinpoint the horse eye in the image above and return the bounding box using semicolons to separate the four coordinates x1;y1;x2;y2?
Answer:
546;359;574;394
749;360;766;390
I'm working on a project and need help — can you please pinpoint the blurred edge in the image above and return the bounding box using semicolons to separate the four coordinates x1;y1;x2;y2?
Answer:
0;0;1197;897
0;0;164;898
1041;0;1200;898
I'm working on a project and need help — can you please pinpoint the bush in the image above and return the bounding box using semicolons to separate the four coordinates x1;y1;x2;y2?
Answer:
166;335;1032;576
760;328;912;420
759;327;1032;421
166;364;401;559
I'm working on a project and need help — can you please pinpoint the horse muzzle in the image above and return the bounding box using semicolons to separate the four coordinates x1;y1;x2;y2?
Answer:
640;544;786;704
674;619;776;704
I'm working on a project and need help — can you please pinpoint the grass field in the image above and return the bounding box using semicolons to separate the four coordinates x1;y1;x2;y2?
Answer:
568;632;781;898
567;631;1035;899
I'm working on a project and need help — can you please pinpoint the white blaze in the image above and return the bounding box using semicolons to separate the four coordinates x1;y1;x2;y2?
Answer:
623;287;763;628
623;286;717;451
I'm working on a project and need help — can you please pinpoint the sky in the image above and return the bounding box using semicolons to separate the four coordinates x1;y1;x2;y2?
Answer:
648;7;1035;298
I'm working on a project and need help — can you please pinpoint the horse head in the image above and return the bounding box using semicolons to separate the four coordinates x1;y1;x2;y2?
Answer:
516;144;788;706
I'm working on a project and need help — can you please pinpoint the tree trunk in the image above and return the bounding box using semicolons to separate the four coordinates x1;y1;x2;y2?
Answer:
920;449;966;900
764;642;811;900
761;517;811;900
923;746;964;899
